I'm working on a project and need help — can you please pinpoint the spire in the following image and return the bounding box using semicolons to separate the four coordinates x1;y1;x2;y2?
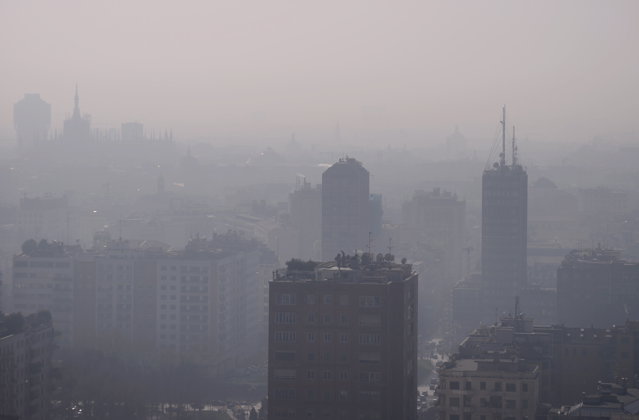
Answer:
512;125;518;167
73;84;81;118
500;105;506;167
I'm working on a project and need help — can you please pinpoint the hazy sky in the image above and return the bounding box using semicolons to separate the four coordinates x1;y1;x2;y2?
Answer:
1;0;638;146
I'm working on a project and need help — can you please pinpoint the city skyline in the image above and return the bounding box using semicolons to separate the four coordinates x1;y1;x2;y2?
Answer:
1;1;638;145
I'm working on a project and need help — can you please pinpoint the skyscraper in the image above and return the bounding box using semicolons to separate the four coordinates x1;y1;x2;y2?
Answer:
321;158;370;260
13;93;51;149
481;107;528;311
268;255;418;420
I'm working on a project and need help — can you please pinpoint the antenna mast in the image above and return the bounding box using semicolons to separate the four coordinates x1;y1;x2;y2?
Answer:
512;125;517;166
500;105;506;167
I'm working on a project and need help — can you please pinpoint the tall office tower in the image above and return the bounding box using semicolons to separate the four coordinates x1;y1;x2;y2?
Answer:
0;311;54;420
13;93;51;149
402;188;466;283
289;179;322;261
268;255;418;420
62;86;91;142
321;158;370;260
482;108;528;312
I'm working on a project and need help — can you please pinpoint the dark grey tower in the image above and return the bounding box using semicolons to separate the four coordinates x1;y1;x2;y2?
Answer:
321;157;370;260
481;107;528;311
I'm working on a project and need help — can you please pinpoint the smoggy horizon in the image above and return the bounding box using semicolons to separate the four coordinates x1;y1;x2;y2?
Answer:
1;0;638;147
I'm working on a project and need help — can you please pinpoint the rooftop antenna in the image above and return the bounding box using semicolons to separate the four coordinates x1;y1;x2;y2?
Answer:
512;125;518;167
387;237;393;255
500;105;506;167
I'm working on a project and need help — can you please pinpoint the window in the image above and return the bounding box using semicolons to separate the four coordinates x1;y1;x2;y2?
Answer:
307;370;316;380
463;414;471;420
494;382;502;391
339;295;349;305
337;390;348;401
338;370;349;381
323;295;333;304
359;295;382;307
359;372;382;385
322;370;332;380
463;395;472;407
275;312;296;324
522;383;528;392
323;333;332;344
275;331;296;343
450;381;460;390
480;381;486;390
305;294;316;304
449;415;459;420
522;399;529;409
449;397;460;407
359;333;382;345
274;388;296;400
359;352;381;363
340;334;349;344
278;294;296;305
323;314;332;324
465;381;472;390
306;313;317;324
307;332;316;343
359;314;381;327
505;400;516;409
338;314;349;325
274;369;296;380
505;383;516;392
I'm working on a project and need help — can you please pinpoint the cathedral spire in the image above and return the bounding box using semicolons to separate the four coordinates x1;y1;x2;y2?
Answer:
73;84;80;118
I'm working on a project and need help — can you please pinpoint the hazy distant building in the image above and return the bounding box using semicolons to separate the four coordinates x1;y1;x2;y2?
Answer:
0;311;54;420
13;93;51;149
289;180;322;261
10;234;274;371
121;121;144;141
557;249;639;327
402;188;465;283
62;86;91;142
18;196;69;243
268;255;418;420
321;158;370;260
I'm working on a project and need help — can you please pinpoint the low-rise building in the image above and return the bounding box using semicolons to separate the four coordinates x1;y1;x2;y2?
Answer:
438;358;540;420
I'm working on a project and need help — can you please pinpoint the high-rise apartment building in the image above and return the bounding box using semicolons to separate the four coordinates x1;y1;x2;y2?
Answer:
481;108;528;313
268;255;418;420
11;234;275;372
0;311;54;420
321;158;370;260
12;241;80;347
13;93;51;149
